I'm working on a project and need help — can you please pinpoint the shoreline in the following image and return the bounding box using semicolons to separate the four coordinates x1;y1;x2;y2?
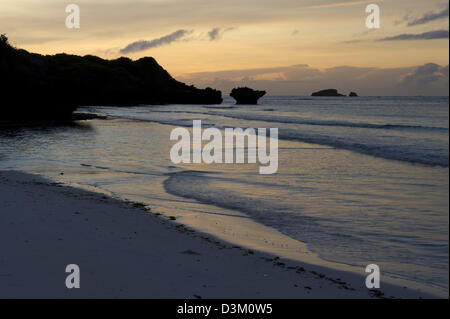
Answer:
0;170;442;298
0;113;109;128
157;192;448;298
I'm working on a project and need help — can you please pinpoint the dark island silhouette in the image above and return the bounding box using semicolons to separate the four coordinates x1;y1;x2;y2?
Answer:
230;87;266;104
311;89;345;97
0;34;222;121
311;89;359;97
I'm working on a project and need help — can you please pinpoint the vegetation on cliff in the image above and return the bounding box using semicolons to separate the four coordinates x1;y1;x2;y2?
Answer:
0;35;222;120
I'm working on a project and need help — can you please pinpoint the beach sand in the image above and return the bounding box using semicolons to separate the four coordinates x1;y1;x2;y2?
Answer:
0;170;438;298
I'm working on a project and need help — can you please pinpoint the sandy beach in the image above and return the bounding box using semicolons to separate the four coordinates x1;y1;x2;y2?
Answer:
1;0;448;303
0;170;439;299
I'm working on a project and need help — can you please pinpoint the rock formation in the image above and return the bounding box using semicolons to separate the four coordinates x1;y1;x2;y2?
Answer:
0;34;223;121
230;87;266;104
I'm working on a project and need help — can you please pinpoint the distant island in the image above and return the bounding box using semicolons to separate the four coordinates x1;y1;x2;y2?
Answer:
311;89;359;97
311;89;345;97
230;87;266;104
0;34;222;121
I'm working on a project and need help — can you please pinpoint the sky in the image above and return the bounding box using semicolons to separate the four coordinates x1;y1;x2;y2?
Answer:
0;0;448;95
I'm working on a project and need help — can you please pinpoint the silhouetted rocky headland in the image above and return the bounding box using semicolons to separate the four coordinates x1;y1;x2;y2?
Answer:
0;34;222;121
349;92;359;97
311;89;345;97
230;87;266;104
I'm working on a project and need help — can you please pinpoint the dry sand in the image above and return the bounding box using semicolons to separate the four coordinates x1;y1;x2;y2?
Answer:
0;171;438;298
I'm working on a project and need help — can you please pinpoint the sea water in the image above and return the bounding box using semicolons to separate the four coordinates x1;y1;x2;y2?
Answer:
0;96;448;296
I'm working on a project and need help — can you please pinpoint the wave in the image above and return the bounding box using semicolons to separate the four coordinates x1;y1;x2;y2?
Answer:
202;111;449;132
162;169;449;295
279;129;449;167
127;108;448;132
162;170;319;228
105;112;449;167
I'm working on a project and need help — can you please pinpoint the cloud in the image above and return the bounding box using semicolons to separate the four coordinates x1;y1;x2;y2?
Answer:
407;5;449;26
401;63;448;86
119;27;234;54
304;0;379;9
207;27;234;41
340;39;365;44
341;29;448;44
120;29;192;54
208;28;221;40
177;63;449;96
377;30;449;41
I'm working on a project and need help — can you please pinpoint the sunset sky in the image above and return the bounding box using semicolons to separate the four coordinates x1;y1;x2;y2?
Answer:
1;0;448;95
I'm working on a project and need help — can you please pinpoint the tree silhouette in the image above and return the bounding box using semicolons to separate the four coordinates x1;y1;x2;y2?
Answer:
1;34;223;121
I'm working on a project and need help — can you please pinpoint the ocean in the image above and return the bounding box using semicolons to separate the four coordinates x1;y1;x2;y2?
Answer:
0;96;448;296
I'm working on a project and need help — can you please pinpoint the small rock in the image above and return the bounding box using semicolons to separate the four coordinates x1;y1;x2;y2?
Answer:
230;87;266;105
